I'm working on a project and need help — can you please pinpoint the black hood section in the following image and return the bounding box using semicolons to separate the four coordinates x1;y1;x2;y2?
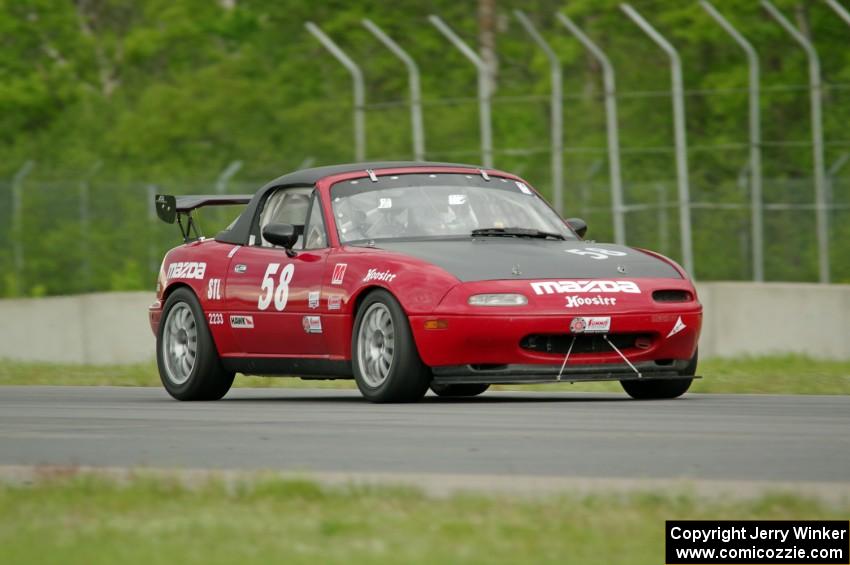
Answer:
373;239;681;281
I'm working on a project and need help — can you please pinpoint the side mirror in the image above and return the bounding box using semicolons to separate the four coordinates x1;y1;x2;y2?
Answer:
262;223;299;249
566;218;588;239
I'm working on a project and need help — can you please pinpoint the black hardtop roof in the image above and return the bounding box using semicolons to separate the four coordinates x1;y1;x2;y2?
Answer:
217;161;488;245
257;161;483;190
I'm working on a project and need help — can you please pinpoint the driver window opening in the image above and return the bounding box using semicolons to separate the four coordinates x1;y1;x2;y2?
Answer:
258;187;327;250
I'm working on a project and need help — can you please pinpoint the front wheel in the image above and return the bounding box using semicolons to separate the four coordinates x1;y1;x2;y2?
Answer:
156;288;234;401
620;350;697;400
352;290;430;403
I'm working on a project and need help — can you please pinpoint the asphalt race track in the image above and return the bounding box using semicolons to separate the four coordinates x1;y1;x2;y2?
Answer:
0;386;848;487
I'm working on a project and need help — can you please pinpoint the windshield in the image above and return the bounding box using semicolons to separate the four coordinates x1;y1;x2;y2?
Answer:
330;173;575;243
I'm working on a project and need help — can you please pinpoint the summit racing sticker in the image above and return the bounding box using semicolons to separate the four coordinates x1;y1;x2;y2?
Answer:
530;280;640;296
302;316;322;334
570;316;611;334
167;262;206;280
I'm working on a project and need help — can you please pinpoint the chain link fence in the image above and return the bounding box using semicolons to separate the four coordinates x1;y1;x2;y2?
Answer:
1;166;847;298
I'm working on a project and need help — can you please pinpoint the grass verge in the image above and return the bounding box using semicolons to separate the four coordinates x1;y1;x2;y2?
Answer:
0;355;848;395
1;471;847;565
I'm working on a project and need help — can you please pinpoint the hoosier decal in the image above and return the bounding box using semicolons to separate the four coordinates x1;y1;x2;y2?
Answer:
167;261;206;280
530;280;640;296
363;268;397;283
565;295;617;308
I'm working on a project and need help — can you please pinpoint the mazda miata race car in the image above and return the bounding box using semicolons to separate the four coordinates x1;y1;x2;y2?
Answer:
150;162;701;402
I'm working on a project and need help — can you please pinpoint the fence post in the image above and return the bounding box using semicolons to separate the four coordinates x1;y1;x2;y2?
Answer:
429;15;494;168
514;10;563;214
305;22;366;162
761;1;828;283
825;0;850;27
827;153;849;211
621;4;694;277
147;184;159;276
700;1;763;282
656;182;669;255
215;161;243;194
79;160;102;290
362;19;426;161
556;13;626;245
11;160;34;294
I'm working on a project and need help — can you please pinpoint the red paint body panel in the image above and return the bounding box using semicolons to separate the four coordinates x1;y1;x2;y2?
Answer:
150;165;703;376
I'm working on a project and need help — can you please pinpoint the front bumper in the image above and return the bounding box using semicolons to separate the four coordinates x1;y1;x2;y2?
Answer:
409;310;701;369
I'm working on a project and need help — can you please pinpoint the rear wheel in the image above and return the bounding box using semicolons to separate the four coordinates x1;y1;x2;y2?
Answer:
157;288;234;401
430;383;490;397
620;350;697;400
352;290;430;403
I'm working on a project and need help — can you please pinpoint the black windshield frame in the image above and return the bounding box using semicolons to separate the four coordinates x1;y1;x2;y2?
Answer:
330;173;576;244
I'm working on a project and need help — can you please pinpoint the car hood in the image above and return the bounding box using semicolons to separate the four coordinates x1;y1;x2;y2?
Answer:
372;239;681;281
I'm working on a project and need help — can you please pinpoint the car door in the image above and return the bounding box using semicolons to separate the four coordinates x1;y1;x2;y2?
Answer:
225;187;330;356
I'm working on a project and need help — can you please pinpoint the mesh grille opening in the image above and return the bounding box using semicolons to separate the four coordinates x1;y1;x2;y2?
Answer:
520;333;653;355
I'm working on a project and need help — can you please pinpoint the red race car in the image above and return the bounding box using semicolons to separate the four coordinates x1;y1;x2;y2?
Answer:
150;162;701;402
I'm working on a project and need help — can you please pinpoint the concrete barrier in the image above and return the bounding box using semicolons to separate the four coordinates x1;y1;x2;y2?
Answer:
0;292;155;364
695;282;850;360
0;283;847;364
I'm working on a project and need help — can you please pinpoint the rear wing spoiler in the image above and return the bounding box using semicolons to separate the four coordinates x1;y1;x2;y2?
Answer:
155;194;252;242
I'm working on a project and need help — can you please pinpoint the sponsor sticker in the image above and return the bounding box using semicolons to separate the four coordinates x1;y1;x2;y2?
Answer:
331;263;347;285
227;246;240;258
229;315;254;329
328;295;342;310
234;264;247;274
515;181;532;195
308;290;320;309
570;316;611;334
302;315;323;334
448;194;467;206
167;261;206;280
378;198;393;209
565;295;617;308
207;278;222;300
667;316;687;338
530;280;640;296
208;312;224;325
363;268;397;283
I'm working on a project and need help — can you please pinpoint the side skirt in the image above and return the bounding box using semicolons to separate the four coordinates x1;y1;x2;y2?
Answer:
221;357;353;379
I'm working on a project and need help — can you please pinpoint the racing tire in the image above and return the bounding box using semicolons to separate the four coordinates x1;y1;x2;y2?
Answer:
352;289;431;403
156;287;235;401
430;383;490;397
620;350;697;400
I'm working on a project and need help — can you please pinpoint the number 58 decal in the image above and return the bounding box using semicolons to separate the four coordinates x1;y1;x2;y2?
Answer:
565;247;627;260
258;263;295;311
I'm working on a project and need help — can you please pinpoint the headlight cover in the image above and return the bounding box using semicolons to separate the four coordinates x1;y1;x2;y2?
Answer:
468;293;528;306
